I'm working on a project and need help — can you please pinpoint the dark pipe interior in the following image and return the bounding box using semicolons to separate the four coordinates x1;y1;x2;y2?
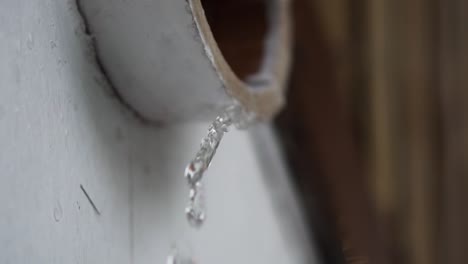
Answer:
201;0;268;81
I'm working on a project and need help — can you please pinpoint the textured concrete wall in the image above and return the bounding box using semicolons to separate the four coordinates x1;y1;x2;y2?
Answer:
0;1;315;263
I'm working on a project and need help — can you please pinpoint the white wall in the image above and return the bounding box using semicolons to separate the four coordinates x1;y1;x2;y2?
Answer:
0;0;317;263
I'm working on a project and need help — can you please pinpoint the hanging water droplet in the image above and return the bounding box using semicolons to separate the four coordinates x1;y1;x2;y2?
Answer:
185;184;205;228
185;206;205;229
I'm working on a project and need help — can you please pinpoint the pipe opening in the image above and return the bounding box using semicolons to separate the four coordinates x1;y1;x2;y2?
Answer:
201;0;268;81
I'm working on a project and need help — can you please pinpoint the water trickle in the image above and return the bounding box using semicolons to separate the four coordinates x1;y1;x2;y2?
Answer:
182;101;255;229
184;159;205;185
171;102;255;263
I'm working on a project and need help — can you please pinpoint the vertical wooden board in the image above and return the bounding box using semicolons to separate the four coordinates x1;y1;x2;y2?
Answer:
439;0;468;262
368;0;398;218
403;0;439;263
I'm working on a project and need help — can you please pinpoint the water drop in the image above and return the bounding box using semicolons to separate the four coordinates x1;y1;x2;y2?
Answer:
185;185;205;228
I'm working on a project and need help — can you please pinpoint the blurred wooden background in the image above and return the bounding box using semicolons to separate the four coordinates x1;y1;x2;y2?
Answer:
276;0;468;263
